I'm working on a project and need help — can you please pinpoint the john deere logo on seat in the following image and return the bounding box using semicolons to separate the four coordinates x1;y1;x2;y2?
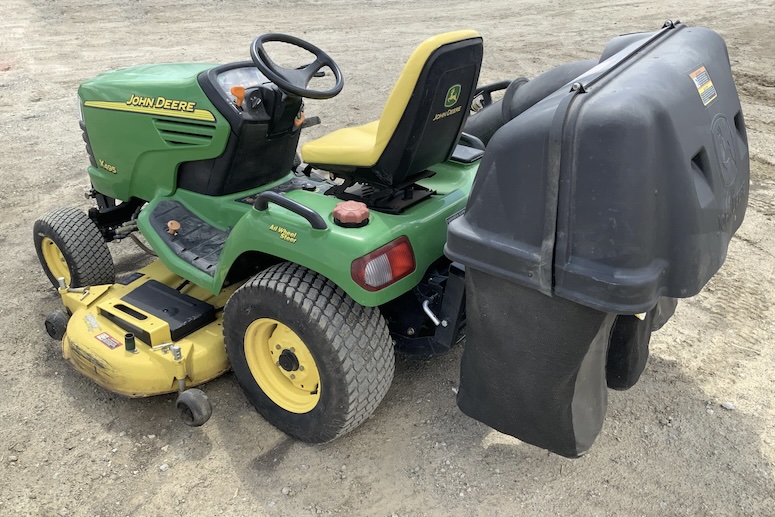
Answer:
445;84;461;108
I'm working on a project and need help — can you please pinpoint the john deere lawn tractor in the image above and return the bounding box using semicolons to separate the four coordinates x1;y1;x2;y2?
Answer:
35;22;749;456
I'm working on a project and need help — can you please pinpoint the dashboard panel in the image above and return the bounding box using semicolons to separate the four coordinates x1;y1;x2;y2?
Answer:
215;66;271;101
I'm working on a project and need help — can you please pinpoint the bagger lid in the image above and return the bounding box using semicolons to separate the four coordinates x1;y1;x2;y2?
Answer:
446;22;749;314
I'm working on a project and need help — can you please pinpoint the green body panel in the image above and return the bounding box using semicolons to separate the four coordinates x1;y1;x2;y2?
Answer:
78;64;230;201
80;62;479;306
137;160;476;306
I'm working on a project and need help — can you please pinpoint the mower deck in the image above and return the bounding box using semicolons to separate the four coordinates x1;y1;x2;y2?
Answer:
60;261;239;397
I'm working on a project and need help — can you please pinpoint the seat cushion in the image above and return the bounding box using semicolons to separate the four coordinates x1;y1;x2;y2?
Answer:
301;120;380;168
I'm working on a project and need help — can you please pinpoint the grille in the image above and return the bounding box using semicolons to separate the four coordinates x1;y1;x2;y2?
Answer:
80;121;97;167
153;119;216;147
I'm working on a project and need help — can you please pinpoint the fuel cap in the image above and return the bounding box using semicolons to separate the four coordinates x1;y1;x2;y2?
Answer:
333;201;369;228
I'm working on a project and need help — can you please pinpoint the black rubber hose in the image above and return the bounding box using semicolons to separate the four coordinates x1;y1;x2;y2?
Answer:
463;59;599;146
500;77;529;121
464;102;506;147
599;32;654;62
503;59;598;121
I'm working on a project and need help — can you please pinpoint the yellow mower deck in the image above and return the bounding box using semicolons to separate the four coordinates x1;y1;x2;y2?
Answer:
59;261;239;397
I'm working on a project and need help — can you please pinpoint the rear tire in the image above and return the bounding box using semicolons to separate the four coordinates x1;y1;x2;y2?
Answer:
33;207;115;288
224;262;394;443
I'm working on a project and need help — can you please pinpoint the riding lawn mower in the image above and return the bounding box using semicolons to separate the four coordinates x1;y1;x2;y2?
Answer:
34;21;748;457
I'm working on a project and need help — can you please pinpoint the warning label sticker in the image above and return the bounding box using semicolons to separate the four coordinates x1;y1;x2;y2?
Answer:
689;65;718;106
95;332;122;350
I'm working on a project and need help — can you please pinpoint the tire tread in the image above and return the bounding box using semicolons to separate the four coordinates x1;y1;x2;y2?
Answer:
34;206;114;288
225;262;394;441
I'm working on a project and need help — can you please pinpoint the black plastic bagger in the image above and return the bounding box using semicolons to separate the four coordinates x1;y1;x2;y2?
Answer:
446;21;749;457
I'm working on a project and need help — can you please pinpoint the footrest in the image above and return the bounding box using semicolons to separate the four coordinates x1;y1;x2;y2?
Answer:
150;200;228;276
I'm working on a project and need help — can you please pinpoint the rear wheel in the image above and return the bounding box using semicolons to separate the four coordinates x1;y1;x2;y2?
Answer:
33;207;115;288
224;262;394;443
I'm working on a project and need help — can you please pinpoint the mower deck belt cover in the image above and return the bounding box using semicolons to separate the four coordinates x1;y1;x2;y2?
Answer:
446;23;749;457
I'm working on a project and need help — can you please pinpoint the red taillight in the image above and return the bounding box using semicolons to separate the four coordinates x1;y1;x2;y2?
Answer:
351;236;416;291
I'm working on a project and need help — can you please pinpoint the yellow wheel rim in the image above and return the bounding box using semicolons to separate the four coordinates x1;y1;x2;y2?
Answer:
244;318;321;413
41;237;71;286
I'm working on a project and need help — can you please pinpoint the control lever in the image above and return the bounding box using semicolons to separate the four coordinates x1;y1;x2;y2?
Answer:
230;86;246;109
301;116;321;129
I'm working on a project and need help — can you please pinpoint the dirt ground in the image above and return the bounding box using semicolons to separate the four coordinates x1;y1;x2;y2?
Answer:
1;0;774;515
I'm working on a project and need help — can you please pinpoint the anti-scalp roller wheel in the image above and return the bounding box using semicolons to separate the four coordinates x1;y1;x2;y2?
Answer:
176;388;212;427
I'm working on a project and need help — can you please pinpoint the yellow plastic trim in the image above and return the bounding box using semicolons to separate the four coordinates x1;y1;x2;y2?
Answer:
301;30;480;167
41;237;71;286
244;318;321;414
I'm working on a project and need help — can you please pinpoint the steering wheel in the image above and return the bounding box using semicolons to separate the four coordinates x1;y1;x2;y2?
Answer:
250;33;344;100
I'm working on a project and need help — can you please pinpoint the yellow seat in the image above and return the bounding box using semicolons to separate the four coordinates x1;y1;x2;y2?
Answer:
301;30;482;183
304;121;381;168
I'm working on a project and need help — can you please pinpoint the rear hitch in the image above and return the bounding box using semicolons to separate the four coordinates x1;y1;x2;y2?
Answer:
422;299;448;328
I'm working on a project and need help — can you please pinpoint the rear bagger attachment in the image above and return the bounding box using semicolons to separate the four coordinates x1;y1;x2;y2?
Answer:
446;21;748;457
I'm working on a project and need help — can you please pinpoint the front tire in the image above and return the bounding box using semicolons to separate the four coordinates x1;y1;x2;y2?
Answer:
33;207;115;288
224;262;394;443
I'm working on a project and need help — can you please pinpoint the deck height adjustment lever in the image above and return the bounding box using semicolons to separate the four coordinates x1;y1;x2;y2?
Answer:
58;277;91;300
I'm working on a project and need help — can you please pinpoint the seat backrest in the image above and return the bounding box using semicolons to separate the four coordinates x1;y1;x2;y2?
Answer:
364;31;483;186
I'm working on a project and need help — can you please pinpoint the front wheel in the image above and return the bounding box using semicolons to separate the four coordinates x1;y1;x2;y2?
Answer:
33;207;115;288
224;262;394;443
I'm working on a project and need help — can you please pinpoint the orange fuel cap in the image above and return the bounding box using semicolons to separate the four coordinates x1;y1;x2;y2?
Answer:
167;220;181;235
230;86;245;108
333;201;369;228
